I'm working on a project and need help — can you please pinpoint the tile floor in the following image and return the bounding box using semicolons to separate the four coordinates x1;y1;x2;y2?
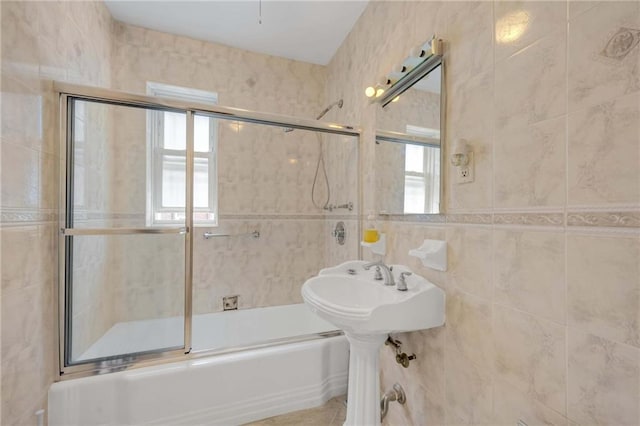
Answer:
245;396;347;425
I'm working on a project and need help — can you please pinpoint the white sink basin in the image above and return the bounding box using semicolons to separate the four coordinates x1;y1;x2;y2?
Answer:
302;260;446;426
303;261;445;334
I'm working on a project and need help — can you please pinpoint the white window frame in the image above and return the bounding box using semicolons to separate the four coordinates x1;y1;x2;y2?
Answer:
146;82;218;227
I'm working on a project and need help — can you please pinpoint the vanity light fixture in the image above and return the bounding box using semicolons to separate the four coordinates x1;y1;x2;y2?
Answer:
367;36;443;106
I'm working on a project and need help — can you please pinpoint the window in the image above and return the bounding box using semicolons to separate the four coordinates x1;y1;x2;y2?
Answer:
146;82;218;226
404;125;441;214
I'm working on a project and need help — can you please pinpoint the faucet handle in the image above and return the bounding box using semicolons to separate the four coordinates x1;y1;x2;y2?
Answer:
373;266;383;281
397;272;412;291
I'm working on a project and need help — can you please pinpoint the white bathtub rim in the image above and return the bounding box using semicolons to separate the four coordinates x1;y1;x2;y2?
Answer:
49;335;349;426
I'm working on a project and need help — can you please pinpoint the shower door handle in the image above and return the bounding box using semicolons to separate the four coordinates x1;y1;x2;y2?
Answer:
61;227;188;236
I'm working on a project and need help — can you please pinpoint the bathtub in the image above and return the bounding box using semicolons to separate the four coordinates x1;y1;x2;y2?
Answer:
49;304;349;425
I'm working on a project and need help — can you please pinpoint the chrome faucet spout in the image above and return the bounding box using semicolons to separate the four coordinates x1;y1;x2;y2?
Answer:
363;261;395;286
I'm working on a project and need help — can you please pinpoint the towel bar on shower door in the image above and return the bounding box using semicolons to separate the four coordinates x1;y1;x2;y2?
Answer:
61;227;188;236
203;230;260;240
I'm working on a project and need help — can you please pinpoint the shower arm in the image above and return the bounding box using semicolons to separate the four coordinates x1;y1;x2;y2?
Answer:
316;99;344;120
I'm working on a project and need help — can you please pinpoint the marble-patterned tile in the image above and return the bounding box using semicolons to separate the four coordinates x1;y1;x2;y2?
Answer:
446;288;494;374
568;1;600;20
567;234;640;348
446;2;494;83
384;382;444;426
1;281;55;425
193;219;329;317
568;330;640;426
0;142;40;209
494;305;567;415
39;151;58;210
445;346;493;425
398;326;446;399
447;225;492;299
0;225;54;293
494;229;566;324
495;1;567;61
493;378;568;426
495;32;567;130
568;92;640;206
447;71;494;212
0;1;40;72
494;116;566;208
568;1;640;111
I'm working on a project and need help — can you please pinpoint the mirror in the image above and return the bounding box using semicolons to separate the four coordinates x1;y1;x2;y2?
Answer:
375;63;443;215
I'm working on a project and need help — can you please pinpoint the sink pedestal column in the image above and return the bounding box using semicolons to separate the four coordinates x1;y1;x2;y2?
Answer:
343;332;387;426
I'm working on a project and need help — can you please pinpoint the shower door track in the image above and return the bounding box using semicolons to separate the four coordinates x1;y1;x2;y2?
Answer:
56;82;362;379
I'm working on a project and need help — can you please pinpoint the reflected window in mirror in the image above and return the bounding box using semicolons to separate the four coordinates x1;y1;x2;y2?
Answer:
403;125;440;214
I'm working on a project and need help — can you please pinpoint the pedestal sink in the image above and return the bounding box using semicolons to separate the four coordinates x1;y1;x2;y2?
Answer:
302;260;445;426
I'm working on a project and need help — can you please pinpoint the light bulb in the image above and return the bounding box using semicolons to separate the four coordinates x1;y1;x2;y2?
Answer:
375;88;385;97
392;96;400;103
365;86;376;98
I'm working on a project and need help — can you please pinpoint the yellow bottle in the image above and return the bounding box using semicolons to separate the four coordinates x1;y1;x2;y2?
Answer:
363;214;379;243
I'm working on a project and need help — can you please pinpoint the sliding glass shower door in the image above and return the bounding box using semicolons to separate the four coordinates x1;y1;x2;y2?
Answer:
61;97;192;368
58;83;360;376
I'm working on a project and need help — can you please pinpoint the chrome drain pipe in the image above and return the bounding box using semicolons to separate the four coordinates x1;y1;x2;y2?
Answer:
380;383;406;421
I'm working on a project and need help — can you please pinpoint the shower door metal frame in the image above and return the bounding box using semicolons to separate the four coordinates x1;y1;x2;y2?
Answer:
58;94;195;377
56;82;362;379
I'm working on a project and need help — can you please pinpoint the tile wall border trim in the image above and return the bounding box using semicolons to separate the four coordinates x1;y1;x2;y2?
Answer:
0;209;359;226
567;211;640;228
445;213;493;225
378;210;640;230
0;209;58;226
219;214;358;220
493;212;565;226
3;208;640;230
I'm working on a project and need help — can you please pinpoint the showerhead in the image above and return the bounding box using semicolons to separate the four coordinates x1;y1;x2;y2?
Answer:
316;98;344;120
282;98;344;133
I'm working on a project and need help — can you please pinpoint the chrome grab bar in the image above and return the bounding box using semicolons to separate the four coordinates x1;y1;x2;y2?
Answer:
203;230;260;240
61;227;187;236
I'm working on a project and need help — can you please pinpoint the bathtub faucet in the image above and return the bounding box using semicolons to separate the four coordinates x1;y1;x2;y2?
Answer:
363;261;395;286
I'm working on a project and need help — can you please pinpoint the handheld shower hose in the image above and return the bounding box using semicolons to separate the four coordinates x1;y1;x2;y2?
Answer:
311;99;343;210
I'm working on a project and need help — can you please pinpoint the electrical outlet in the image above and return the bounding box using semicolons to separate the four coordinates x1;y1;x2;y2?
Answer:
456;151;474;184
223;295;239;311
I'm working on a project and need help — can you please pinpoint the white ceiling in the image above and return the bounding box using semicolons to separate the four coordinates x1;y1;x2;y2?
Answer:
104;1;369;65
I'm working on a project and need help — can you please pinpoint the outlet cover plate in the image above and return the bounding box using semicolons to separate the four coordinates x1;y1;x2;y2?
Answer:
456;151;474;184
